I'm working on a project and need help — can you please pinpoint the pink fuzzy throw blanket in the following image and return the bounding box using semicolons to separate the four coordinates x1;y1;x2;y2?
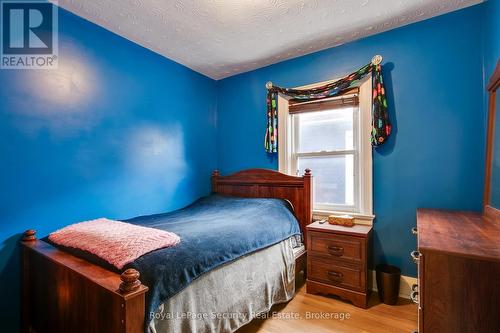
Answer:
49;218;180;269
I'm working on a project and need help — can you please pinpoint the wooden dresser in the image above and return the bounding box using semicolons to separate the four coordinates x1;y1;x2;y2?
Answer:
306;221;372;308
414;207;500;333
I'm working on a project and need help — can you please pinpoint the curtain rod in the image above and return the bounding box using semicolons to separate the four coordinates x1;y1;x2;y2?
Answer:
265;54;383;89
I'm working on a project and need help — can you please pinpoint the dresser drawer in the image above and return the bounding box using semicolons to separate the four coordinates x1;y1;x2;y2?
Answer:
308;256;365;291
308;231;364;263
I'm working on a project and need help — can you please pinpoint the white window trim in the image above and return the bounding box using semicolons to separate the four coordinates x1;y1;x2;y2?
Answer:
278;76;374;224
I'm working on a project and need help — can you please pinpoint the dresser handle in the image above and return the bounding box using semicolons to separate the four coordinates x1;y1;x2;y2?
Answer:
411;227;418;235
410;291;419;304
327;271;344;282
410;250;421;263
327;245;344;256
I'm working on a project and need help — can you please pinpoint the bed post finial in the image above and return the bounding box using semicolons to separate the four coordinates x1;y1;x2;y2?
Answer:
212;170;220;177
22;229;36;242
304;169;311;176
120;268;141;293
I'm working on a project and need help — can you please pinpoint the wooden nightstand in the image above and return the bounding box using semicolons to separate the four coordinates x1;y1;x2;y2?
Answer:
306;221;372;308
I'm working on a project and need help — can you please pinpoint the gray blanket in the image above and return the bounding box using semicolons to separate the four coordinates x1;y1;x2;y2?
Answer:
148;237;296;333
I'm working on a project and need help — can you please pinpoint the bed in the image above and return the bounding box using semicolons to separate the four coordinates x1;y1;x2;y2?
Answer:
20;168;312;333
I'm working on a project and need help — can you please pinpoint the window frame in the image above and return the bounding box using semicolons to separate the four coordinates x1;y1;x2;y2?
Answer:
278;76;373;220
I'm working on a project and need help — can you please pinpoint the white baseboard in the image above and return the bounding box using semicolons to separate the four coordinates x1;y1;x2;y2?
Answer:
369;270;417;299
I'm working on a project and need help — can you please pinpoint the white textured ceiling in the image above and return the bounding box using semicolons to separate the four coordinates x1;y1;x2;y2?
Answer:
54;0;482;79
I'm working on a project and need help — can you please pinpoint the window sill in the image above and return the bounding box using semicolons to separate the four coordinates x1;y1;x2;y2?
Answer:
312;210;375;226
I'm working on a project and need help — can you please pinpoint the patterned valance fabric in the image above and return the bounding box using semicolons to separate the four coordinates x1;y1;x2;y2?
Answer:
264;60;391;153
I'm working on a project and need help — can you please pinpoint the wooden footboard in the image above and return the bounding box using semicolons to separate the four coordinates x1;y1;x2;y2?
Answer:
21;230;148;333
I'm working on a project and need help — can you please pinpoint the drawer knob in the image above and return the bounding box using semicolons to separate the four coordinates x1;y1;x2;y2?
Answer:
327;245;344;256
410;290;419;304
410;250;421;263
327;270;344;283
411;227;418;235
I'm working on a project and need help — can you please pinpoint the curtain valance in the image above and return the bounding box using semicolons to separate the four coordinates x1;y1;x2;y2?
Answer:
264;55;391;153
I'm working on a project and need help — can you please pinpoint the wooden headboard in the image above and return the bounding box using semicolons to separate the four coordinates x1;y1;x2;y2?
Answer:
211;168;313;243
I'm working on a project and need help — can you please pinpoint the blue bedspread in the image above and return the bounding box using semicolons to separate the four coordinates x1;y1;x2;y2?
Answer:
122;194;301;326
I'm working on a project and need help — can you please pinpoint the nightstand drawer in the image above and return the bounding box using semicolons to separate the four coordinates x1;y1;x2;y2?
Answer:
308;256;365;291
308;231;364;263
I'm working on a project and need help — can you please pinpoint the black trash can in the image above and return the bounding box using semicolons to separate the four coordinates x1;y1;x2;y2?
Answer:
376;264;401;305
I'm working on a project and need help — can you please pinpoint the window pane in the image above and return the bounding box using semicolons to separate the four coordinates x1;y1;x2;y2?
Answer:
298;155;354;207
296;107;354;152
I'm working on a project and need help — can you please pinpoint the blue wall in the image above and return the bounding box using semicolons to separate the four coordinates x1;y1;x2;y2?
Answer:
0;7;217;332
484;0;500;208
484;0;500;76
217;5;486;277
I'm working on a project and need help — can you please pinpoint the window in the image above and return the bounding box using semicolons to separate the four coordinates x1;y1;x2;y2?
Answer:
278;78;373;216
293;103;357;211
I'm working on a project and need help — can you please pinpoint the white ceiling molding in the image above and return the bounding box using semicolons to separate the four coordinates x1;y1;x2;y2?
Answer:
53;0;482;80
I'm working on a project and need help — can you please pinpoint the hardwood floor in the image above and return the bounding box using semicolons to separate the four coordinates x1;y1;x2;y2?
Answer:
238;282;417;333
